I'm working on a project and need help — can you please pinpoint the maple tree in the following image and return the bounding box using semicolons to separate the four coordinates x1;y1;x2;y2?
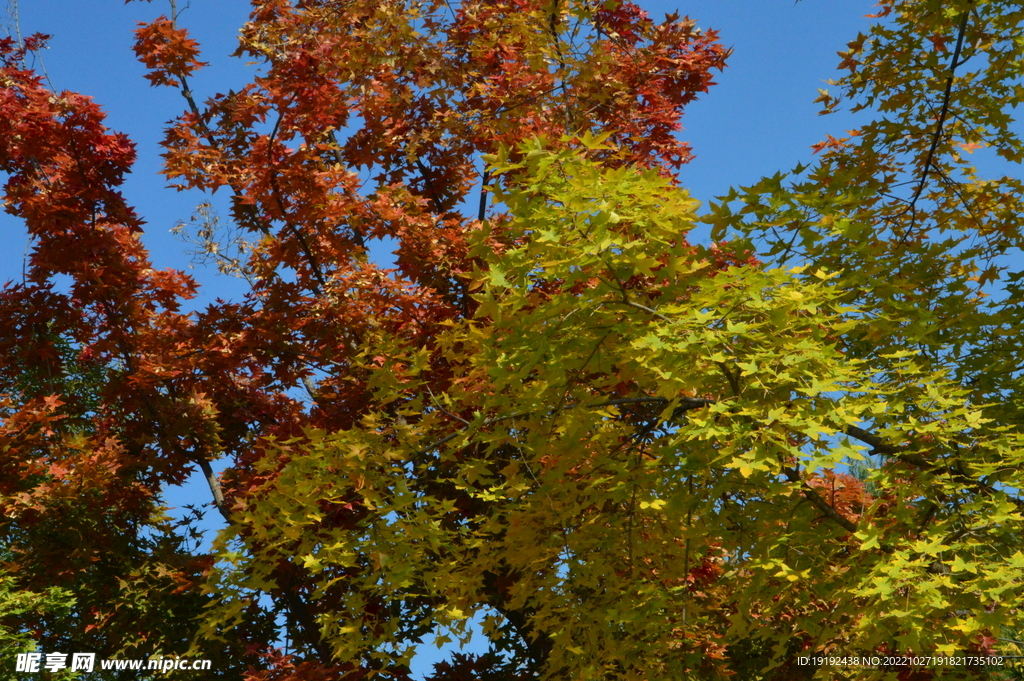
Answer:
1;0;1023;680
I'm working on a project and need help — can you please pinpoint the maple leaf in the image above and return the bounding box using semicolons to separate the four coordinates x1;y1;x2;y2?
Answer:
42;395;64;411
927;34;950;53
958;141;985;153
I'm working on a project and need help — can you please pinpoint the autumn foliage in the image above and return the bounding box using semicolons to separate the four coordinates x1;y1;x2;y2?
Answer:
2;0;1024;679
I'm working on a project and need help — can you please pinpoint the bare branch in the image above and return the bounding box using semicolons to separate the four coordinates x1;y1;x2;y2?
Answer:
895;8;971;246
194;456;230;523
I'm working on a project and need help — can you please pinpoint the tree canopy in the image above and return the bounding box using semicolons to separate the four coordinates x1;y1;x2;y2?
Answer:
1;0;1023;679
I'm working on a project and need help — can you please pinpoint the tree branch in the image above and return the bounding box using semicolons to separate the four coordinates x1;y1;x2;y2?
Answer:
195;455;230;523
412;395;713;460
782;465;858;534
477;169;490;223
896;8;971;246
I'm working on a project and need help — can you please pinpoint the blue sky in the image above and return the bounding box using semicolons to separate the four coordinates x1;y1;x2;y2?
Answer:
3;0;1015;677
